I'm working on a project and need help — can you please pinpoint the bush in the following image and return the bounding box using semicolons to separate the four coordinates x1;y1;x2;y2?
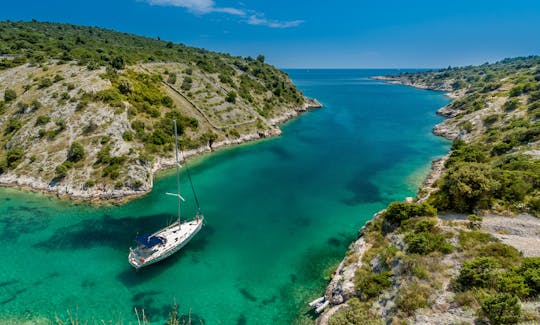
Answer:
4;88;17;102
328;298;383;325
517;257;540;296
55;164;68;178
480;293;521;325
435;163;499;212
38;77;53;89
382;202;437;225
405;232;453;255
111;56;125;69
496;272;530;297
503;98;520;111
476;242;522;267
122;131;133;141
35;115;50;126
459;257;501;289
483;114;500;126
395;280;432;315
67;142;85;162
161;95;174;107
5;118;23;134
446;141;488;166
225;91;237;103
6;148;24;169
355;269;392;300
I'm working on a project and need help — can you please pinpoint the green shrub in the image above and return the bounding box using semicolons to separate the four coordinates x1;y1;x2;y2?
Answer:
122;131;134;141
67;142;85;162
404;232;453;255
225;91;237;103
84;180;95;188
38;77;53;89
328;298;383;325
55;164;68;178
395;280;432;315
459;257;501;289
476;242;522;267
496;272;530;297
161;95;174;107
5;118;23;135
6;148;24;169
446;141;488;166
480;293;521;325
503;98;520;111
435;162;499;212
382;202;436;225
35;115;50;126
96;88;124;107
111;56;125;69
517;258;540;296
355;269;392;300
483;114;500;126
4;88;17;102
412;218;437;233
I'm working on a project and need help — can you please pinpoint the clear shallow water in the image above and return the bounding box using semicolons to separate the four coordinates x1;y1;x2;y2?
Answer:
0;70;450;324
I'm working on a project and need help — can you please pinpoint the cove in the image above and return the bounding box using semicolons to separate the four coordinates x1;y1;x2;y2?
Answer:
0;69;450;324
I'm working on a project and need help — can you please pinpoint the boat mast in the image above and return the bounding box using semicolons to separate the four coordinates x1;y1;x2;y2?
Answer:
174;120;181;225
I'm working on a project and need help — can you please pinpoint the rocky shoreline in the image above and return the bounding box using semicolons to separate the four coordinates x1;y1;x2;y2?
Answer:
0;98;323;204
316;77;460;324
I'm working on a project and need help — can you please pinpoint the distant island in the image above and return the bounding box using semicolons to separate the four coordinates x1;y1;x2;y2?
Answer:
319;56;540;324
0;21;321;202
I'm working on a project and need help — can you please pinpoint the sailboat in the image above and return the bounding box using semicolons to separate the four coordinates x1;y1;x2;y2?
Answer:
128;120;204;269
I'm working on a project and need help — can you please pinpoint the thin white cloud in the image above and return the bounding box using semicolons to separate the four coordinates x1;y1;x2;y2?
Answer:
247;15;304;28
147;0;244;15
144;0;303;28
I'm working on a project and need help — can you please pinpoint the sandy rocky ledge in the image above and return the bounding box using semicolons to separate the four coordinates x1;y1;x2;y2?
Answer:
0;99;322;203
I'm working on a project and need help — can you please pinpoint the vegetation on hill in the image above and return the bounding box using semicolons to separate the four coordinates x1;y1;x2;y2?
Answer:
0;21;309;197
327;57;540;324
329;202;540;324
398;56;540;216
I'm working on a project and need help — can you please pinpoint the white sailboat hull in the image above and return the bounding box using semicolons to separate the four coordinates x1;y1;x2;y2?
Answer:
128;217;203;269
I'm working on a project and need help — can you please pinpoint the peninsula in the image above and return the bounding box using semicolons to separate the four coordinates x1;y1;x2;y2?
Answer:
0;21;321;202
319;56;540;324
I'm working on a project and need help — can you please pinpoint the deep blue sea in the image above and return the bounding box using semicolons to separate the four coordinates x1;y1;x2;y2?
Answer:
0;69;450;324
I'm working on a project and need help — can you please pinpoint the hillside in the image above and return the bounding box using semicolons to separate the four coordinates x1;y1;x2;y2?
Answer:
319;57;540;324
0;21;320;201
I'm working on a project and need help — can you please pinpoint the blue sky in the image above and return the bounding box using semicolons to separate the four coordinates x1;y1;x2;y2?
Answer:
1;0;539;68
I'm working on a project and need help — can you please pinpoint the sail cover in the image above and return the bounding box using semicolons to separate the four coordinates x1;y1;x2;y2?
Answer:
135;234;164;248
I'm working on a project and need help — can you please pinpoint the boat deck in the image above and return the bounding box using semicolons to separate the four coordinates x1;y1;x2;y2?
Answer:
129;218;202;268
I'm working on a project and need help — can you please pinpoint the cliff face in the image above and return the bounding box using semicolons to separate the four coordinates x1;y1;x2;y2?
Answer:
0;21;320;201
320;57;540;324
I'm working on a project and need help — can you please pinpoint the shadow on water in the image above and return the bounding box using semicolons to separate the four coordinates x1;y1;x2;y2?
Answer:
341;177;382;206
237;314;247;325
327;237;341;247
266;145;294;160
33;213;211;251
238;288;257;302
1;206;50;240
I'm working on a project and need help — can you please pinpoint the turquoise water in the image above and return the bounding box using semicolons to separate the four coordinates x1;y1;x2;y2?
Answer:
0;70;450;324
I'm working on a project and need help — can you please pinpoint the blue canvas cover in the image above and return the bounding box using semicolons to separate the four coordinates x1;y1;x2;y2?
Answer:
135;234;164;248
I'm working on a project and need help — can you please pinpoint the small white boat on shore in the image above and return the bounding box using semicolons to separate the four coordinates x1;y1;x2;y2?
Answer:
128;120;204;269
